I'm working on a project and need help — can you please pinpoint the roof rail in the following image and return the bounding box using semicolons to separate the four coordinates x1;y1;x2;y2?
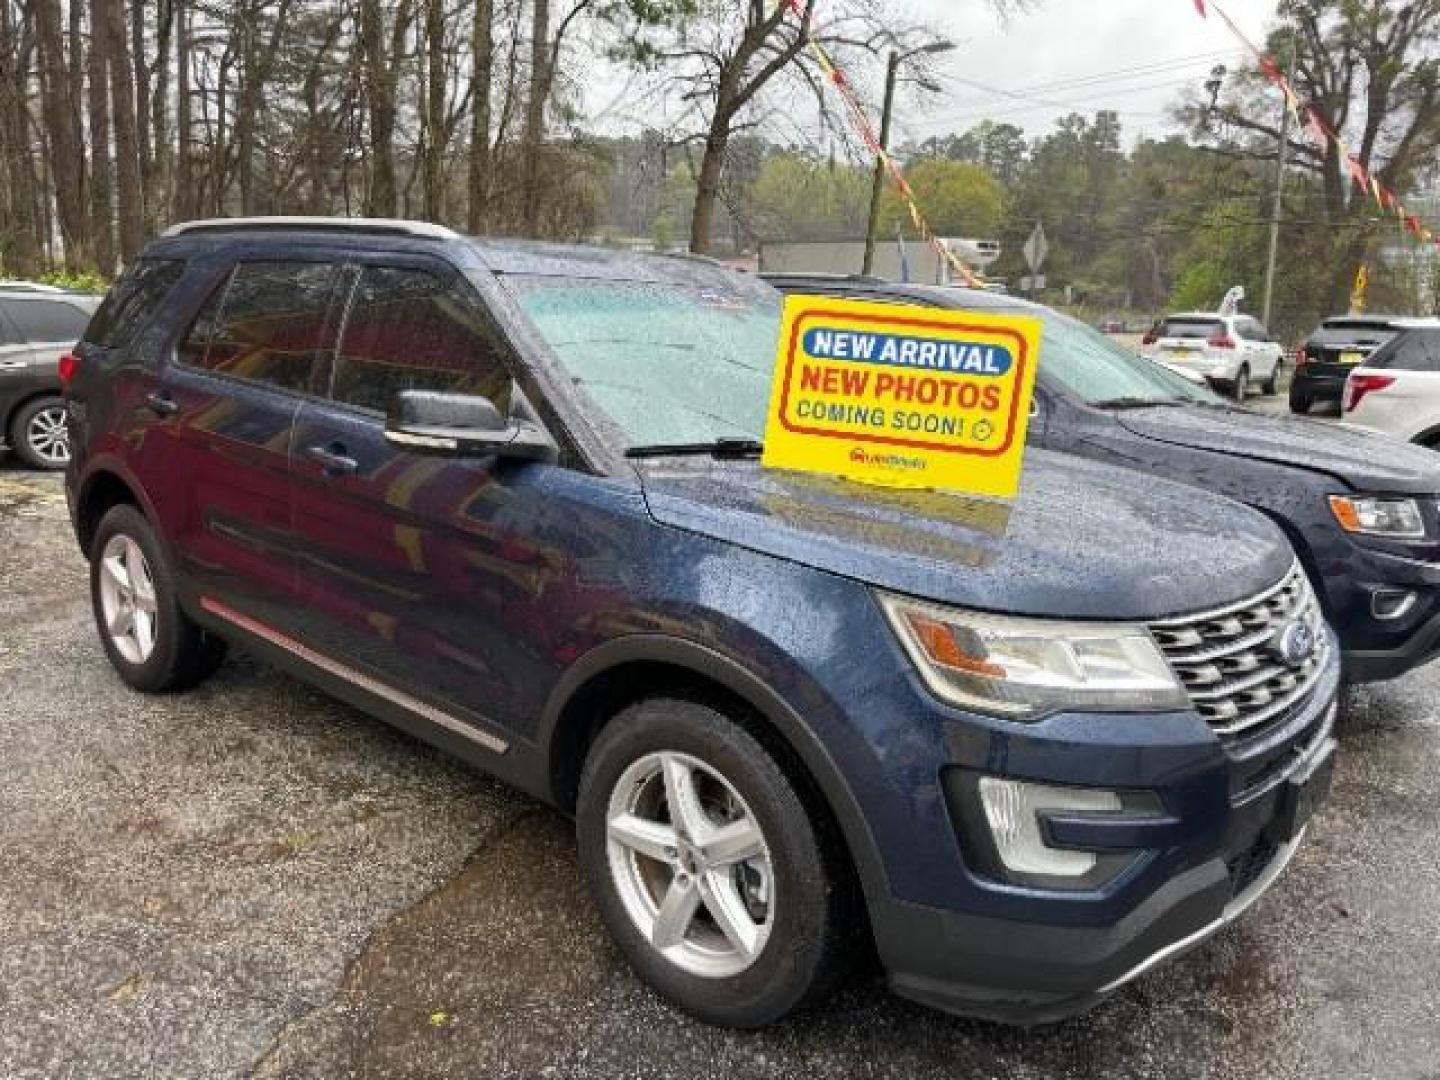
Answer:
161;216;462;241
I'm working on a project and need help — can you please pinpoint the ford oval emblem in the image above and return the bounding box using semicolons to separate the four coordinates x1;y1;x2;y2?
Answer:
1272;621;1316;669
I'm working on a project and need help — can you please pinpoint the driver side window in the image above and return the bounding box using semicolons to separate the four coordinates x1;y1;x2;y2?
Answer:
331;266;514;415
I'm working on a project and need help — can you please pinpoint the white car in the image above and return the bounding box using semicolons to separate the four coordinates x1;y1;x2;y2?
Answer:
1342;320;1440;449
1141;312;1285;401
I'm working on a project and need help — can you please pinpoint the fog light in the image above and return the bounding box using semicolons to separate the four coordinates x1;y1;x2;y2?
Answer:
978;778;1122;878
1372;589;1417;621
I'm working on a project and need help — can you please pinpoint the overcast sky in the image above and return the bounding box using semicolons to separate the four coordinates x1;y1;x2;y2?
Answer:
585;2;1281;150
890;0;1276;145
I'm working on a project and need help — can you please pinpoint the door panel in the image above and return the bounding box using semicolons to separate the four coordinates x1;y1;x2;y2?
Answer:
151;259;346;627
288;405;570;743
286;261;558;743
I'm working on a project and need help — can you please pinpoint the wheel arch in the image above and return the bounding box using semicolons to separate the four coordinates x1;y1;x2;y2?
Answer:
3;387;64;438
1411;422;1440;450
540;635;890;913
72;461;156;558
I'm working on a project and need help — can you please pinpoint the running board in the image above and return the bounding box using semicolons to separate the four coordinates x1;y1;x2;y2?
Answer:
199;596;509;755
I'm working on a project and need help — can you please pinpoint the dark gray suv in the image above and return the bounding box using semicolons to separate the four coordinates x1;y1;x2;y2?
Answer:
1;285;99;469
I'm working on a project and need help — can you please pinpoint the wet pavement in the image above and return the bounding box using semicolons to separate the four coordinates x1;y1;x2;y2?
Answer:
1;458;1437;1079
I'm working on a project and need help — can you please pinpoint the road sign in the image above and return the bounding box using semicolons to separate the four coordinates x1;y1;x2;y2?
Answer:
1023;221;1048;273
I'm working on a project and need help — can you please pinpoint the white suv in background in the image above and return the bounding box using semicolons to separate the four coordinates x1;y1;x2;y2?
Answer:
1141;312;1285;401
1343;320;1440;450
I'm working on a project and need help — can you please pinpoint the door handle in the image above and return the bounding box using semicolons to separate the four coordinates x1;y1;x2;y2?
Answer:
144;391;179;417
306;442;359;475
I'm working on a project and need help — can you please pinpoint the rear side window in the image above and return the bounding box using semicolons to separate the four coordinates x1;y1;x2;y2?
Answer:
83;258;185;347
1157;318;1223;339
331;267;513;414
0;308;22;345
1368;330;1440;372
4;297;92;344
178;261;343;394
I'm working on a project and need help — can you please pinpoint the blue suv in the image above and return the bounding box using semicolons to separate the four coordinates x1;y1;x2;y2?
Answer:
64;219;1338;1027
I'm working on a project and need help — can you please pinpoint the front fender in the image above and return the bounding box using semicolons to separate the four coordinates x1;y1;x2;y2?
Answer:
538;632;892;911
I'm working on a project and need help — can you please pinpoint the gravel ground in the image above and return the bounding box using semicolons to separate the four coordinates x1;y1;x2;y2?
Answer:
1;456;1437;1080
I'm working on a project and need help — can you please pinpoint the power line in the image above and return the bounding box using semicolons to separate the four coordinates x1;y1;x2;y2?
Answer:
986;51;1241;97
926;74;1207;126
931;54;1240;114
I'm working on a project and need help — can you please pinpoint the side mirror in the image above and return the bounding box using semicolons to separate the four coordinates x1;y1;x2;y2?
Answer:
385;389;559;463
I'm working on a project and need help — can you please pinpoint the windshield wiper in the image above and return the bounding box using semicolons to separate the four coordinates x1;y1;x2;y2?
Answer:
625;437;764;460
1089;396;1188;410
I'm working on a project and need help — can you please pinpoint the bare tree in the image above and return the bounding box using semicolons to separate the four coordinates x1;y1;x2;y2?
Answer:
1195;0;1440;309
423;0;446;219
104;0;142;259
88;0;114;271
34;0;91;269
607;0;903;254
468;0;494;231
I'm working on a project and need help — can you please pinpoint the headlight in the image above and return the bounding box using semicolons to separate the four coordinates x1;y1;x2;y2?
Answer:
877;593;1188;718
1328;495;1426;540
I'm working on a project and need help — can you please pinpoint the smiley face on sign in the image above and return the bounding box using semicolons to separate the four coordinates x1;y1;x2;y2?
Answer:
761;295;1043;498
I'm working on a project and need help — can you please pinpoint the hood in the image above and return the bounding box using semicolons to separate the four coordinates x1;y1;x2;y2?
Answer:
637;449;1294;621
1112;404;1440;494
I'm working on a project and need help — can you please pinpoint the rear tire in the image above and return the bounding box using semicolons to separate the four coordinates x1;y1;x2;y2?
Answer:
8;395;71;470
1231;366;1250;403
1289;388;1312;414
90;504;226;692
577;698;855;1027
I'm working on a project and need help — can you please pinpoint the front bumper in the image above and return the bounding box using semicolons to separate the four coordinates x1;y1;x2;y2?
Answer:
883;826;1312;1025
1290;366;1347;402
1318;544;1440;682
867;680;1339;1025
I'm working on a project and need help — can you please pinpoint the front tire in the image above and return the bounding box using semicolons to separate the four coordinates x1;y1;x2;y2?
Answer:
90;504;226;692
9;395;71;470
1261;360;1281;396
577;698;854;1027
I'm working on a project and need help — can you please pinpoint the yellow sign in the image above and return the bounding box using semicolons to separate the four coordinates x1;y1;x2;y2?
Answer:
1351;264;1369;313
761;295;1042;498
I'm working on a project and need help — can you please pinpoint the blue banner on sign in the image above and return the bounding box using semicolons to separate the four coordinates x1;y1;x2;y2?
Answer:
801;327;1015;377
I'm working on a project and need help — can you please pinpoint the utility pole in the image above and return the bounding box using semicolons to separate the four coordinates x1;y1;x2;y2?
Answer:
862;53;901;277
862;39;954;277
1261;37;1297;328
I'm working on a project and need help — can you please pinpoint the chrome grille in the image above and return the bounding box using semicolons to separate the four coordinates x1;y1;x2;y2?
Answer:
1150;564;1329;738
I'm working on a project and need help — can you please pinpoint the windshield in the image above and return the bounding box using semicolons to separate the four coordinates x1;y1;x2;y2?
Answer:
507;275;779;447
1042;309;1221;406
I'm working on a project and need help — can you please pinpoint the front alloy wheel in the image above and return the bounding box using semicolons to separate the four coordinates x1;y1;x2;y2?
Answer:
577;698;856;1027
606;751;774;978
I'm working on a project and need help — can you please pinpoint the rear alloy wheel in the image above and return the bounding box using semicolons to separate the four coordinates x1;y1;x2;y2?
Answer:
1231;366;1250;403
9;395;71;470
578;698;855;1027
90;504;226;692
97;534;159;665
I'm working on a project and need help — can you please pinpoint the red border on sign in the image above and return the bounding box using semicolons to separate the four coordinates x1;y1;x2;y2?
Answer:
775;309;1031;457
